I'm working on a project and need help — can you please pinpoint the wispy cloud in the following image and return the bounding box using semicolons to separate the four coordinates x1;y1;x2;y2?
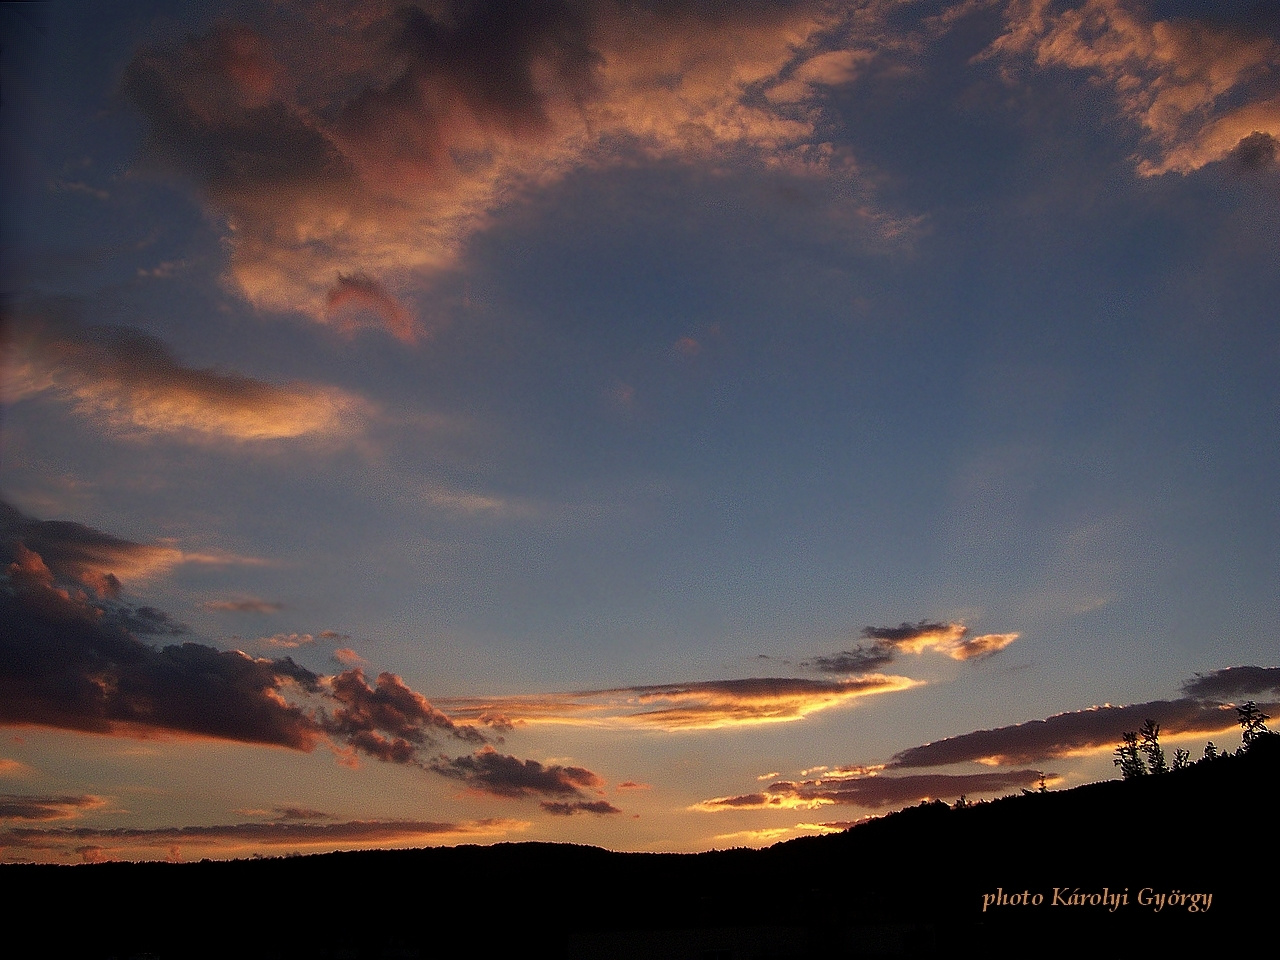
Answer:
0;816;526;861
260;633;316;649
694;769;1045;813
804;620;1019;673
5;304;368;441
439;673;918;732
0;794;106;822
200;597;284;614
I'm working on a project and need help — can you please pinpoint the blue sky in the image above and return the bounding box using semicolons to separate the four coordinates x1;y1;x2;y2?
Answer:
3;0;1278;861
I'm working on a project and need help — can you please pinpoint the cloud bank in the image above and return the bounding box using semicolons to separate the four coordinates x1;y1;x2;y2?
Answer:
0;815;524;860
0;501;487;758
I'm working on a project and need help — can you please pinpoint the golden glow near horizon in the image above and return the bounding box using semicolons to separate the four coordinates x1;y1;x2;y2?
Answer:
3;0;1279;862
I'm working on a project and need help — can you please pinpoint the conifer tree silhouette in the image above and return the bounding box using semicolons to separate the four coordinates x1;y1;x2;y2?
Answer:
1114;731;1146;779
1237;701;1271;751
1139;719;1167;774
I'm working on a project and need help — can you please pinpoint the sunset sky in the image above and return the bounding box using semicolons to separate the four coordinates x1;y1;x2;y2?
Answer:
3;0;1278;863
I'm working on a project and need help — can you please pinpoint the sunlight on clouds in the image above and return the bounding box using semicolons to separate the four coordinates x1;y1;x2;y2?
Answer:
711;826;796;846
120;1;911;333
5;321;369;442
988;0;1280;175
439;674;920;733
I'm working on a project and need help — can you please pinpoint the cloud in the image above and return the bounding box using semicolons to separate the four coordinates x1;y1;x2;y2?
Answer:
1;503;490;767
267;807;332;822
4;305;367;441
804;620;1018;673
950;631;1020;660
986;0;1280;175
0;565;325;749
260;633;316;649
712;827;795;845
118;1;907;332
438;673;918;732
200;597;284;614
326;273;418;342
322;668;485;763
0;794;105;822
540;799;622;816
886;698;1247;769
0;816;525;860
332;648;368;667
695;769;1045;812
428;746;604;799
1182;665;1280;701
1;499;185;597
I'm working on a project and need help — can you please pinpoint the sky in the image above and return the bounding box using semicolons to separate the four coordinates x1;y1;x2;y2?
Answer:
2;0;1278;863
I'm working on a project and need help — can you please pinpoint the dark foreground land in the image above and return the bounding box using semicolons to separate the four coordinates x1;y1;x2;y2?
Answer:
8;737;1277;959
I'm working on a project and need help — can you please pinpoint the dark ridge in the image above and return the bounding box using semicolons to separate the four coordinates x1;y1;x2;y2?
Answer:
7;735;1276;958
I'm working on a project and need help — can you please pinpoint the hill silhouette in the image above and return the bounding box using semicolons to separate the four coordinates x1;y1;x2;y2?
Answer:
8;735;1276;958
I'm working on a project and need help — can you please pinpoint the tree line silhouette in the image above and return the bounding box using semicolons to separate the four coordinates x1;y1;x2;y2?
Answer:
1114;700;1271;780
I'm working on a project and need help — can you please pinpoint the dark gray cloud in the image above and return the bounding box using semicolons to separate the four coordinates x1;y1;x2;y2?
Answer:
323;668;485;764
887;698;1247;769
803;646;897;674
539;799;622;816
0;500;486;763
1230;131;1278;170
0;571;323;748
270;807;332;822
429;747;603;799
0;497;179;598
0;794;103;822
697;769;1045;812
1182;666;1280;701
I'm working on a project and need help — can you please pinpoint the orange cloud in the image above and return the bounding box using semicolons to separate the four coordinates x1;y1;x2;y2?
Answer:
949;632;1020;660
120;2;910;332
805;620;1020;673
200;597;283;614
5;309;367;442
987;0;1280;175
438;673;918;732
